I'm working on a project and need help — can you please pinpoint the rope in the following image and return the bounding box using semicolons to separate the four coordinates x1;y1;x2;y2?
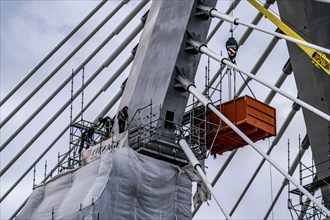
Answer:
268;138;275;220
81;67;85;121
69;69;74;158
230;0;234;38
207;125;221;158
237;70;257;99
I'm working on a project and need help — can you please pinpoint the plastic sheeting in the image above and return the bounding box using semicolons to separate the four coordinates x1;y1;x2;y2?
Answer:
17;133;194;219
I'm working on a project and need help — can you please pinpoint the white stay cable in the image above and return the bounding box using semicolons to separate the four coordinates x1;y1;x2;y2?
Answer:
0;0;109;107
200;6;330;54
188;39;330;122
176;75;330;217
178;139;232;220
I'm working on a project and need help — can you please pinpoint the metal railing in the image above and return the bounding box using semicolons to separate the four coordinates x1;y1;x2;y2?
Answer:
57;120;108;172
288;158;330;219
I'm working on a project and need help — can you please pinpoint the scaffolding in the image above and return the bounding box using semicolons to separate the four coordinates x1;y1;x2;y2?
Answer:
57;120;108;173
126;102;210;165
288;156;330;219
124;56;221;164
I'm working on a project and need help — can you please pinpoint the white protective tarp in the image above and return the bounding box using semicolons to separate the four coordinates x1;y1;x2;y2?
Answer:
17;133;195;219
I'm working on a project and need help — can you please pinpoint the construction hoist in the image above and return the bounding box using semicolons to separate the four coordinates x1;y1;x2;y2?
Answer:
248;0;330;76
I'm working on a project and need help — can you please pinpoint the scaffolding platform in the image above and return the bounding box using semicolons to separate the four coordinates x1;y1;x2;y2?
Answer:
57;120;108;172
125;104;190;166
291;177;330;195
129;127;188;166
288;157;330;219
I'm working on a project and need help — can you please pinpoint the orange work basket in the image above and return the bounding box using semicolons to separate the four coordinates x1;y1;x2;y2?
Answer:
205;95;276;155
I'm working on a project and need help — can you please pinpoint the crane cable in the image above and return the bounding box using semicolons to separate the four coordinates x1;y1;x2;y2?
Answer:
247;0;330;76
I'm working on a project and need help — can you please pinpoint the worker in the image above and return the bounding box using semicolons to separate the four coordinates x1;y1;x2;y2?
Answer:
98;116;114;137
79;126;94;152
79;131;87;153
117;106;128;133
86;126;95;146
225;37;238;63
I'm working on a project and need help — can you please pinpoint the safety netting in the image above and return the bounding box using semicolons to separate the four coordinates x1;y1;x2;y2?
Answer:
16;134;204;219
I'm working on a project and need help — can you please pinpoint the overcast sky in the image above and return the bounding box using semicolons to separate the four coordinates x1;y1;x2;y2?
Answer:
0;0;317;219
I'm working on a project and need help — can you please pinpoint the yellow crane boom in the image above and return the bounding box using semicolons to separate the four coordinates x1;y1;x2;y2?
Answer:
248;0;330;76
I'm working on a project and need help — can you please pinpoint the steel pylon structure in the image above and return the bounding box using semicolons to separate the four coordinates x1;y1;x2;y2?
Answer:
1;0;329;219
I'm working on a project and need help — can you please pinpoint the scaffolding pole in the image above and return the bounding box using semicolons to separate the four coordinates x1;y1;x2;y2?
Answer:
263;137;310;219
2;88;123;200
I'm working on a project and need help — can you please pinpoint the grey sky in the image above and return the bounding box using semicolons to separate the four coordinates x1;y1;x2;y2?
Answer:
0;0;316;219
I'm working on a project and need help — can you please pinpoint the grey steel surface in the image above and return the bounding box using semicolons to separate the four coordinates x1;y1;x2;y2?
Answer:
277;0;330;208
116;0;216;160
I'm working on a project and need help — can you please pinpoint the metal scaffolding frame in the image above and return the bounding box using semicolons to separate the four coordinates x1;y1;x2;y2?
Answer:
288;156;330;219
1;0;329;219
176;74;330;216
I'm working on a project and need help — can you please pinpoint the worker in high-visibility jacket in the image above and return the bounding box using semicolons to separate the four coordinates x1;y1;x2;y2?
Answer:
98;116;114;138
117;106;128;133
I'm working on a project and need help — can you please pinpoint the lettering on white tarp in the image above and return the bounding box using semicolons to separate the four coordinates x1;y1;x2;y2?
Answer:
81;132;128;164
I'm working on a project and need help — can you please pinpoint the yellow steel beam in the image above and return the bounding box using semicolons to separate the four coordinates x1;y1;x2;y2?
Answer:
248;0;330;76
